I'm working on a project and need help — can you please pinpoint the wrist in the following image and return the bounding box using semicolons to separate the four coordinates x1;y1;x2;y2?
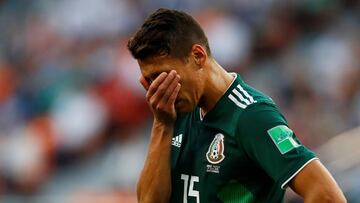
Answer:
153;118;175;128
150;120;174;140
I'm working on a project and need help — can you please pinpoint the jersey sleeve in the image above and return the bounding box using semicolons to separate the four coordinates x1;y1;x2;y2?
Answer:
237;102;318;189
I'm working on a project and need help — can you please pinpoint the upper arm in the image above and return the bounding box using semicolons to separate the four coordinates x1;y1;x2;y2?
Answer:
238;103;317;188
289;159;347;202
237;103;346;202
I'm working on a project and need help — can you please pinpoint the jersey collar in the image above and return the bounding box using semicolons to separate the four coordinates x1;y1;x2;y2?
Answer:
200;73;242;135
199;73;237;121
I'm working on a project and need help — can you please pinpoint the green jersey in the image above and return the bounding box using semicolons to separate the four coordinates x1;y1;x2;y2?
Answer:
170;73;317;203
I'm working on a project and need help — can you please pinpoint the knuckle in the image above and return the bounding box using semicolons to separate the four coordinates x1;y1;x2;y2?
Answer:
156;103;168;111
156;104;164;111
149;98;157;106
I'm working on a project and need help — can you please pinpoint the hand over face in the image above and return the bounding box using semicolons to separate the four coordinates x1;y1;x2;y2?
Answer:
139;70;181;125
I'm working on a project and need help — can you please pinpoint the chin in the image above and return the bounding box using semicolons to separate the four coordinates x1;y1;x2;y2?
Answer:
175;101;196;113
176;107;193;113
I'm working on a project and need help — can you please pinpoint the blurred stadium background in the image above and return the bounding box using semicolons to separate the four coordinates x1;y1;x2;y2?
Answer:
0;0;359;202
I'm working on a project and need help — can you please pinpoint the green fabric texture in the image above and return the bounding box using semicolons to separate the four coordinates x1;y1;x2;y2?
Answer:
169;73;317;203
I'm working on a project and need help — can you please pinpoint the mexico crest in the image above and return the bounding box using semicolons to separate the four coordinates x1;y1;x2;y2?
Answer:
206;133;225;164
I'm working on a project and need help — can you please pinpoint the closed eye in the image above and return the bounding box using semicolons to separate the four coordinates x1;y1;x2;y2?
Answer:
146;78;153;84
144;71;169;85
147;72;163;84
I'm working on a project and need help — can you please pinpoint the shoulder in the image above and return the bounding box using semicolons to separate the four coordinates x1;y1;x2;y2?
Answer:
226;78;289;139
203;74;280;136
201;74;283;136
236;101;288;139
227;76;275;111
239;102;286;124
227;77;282;128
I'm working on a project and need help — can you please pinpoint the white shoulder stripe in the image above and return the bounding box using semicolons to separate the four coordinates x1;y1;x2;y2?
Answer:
237;84;255;103
228;94;247;109
228;83;256;109
232;89;251;105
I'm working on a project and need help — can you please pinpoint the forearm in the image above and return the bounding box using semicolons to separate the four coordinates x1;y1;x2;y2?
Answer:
303;190;346;203
302;182;347;203
137;121;173;203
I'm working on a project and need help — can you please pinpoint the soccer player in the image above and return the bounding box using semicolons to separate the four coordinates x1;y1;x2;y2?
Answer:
127;8;346;203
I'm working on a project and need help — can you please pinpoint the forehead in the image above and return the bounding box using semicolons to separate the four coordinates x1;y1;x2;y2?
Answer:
138;56;183;78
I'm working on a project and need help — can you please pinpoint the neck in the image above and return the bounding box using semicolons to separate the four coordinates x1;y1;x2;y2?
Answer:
199;59;234;115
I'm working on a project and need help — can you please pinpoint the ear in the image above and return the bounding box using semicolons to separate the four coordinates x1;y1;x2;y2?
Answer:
191;44;208;66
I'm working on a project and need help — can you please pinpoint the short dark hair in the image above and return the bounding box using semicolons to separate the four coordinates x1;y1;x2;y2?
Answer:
127;8;211;61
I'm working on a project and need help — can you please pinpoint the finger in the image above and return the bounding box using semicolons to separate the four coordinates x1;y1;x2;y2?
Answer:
139;75;150;91
151;70;177;99
147;72;168;98
167;83;181;106
161;74;180;102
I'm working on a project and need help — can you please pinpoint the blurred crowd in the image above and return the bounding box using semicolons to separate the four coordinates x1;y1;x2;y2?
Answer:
0;0;359;202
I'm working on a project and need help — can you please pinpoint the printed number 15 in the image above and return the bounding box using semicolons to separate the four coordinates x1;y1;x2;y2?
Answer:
181;174;200;203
